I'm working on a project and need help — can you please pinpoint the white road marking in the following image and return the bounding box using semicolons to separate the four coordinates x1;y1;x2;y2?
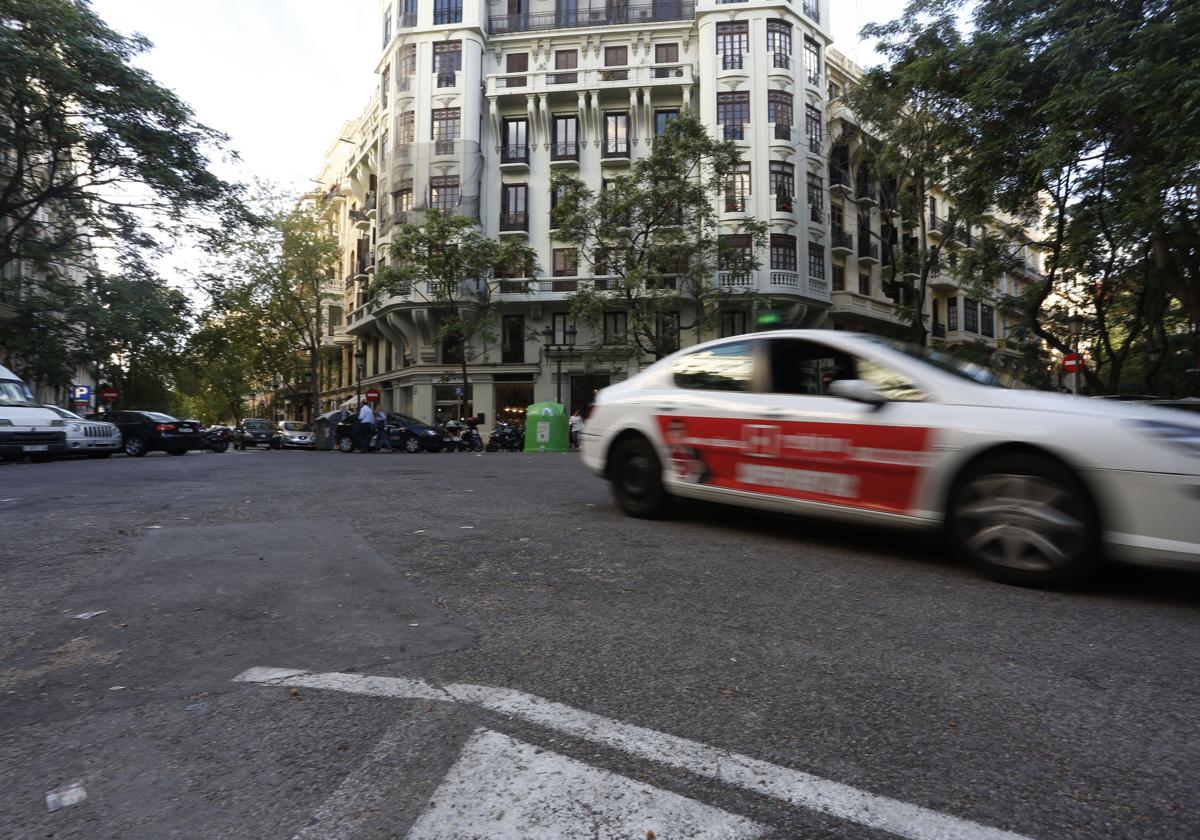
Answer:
234;668;1034;840
406;728;765;840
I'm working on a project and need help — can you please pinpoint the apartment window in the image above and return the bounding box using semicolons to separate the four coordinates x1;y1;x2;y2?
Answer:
502;315;525;363
434;0;462;25
802;0;819;23
808;242;825;280
394;188;413;214
981;303;995;337
655;109;679;136
502;118;528;161
770;161;794;210
654;43;679;78
382;7;393;48
553;248;577;277
434;42;462;87
432;107;460;155
767;21;791;69
719;234;752;272
604;46;628;81
964;297;979;333
399;0;417;26
858;273;871;296
603;311;627;344
501;184;528;230
804;38;821;86
770;234;797;271
806;104;823;152
768;90;793;140
717;22;748;70
381;69;390;110
828;80;841;99
720;310;746;338
552;49;578;84
397;43;416;80
717;91;749;140
807;172;823;223
430;176;460;211
551;312;570;344
830;202;844;233
725;163;750;212
832;264;845;291
505;52;528;88
379;130;389;167
604;111;629;157
398;111;414;145
947;297;958;330
553;114;578;158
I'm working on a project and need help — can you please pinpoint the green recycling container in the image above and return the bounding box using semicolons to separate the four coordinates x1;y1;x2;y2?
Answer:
524;402;570;453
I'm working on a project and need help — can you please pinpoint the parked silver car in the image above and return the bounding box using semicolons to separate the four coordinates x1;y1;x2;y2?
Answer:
43;405;122;458
276;420;315;448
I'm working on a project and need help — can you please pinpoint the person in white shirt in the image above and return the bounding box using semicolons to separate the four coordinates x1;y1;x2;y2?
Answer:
356;402;375;453
569;409;584;449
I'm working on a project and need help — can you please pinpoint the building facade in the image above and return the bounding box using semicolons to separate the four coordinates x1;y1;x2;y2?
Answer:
306;1;1040;428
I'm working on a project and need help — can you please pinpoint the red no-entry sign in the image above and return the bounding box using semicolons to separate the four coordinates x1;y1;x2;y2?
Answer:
99;386;119;402
1062;353;1084;373
365;388;381;403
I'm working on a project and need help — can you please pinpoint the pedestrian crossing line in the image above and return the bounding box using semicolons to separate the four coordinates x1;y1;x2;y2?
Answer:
234;667;1035;840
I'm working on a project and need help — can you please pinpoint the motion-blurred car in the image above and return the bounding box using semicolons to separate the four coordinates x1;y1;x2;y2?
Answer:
1150;398;1200;414
581;330;1200;588
108;411;204;457
334;411;443;453
277;420;315;448
235;418;281;450
43;405;121;458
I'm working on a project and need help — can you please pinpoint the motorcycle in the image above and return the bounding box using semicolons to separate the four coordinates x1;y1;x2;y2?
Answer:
462;422;484;453
486;422;524;452
203;426;231;453
443;420;484;453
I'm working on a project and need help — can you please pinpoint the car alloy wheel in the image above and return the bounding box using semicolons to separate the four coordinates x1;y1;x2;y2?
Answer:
337;436;355;453
950;454;1100;587
124;437;146;457
611;436;667;518
404;435;422;453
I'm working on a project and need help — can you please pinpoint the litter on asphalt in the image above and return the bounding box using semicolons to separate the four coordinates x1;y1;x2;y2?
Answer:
45;782;87;812
72;611;107;620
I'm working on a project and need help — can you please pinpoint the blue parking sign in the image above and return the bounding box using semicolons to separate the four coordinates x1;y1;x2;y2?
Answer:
71;385;92;403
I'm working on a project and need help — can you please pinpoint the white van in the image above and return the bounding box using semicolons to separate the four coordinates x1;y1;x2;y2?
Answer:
0;364;68;460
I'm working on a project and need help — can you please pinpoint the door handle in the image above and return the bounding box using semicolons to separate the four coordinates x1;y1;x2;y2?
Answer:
761;408;789;419
655;405;675;412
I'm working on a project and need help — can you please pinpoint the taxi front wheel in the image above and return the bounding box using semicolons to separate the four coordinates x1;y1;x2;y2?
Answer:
611;437;668;518
948;454;1101;588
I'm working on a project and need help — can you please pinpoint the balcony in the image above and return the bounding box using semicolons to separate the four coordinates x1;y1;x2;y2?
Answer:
806;272;829;300
550;140;579;166
857;240;879;264
831;291;906;326
601;139;631;164
500;144;529;169
831;230;854;256
717;271;754;288
857;182;878;207
770;271;799;289
350;209;371;232
929;269;959;291
932;322;946;338
488;2;694;34
365;192;378;220
433;5;462;25
499;212;528;234
928;213;947;239
901;254;921;280
829;167;852;199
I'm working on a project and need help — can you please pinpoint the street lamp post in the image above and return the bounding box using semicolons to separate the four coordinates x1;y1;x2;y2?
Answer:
354;346;366;405
1067;312;1084;395
541;323;577;406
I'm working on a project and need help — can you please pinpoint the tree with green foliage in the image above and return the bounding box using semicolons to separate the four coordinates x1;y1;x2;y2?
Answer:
549;112;767;360
374;210;537;422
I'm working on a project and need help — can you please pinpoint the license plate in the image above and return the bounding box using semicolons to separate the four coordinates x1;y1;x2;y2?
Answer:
178;426;193;432
23;444;49;452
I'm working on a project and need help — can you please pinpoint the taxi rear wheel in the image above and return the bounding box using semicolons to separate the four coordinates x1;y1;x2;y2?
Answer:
611;436;667;518
949;454;1101;588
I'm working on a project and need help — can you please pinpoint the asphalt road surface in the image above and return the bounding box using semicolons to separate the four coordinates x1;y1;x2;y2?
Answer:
2;448;1198;839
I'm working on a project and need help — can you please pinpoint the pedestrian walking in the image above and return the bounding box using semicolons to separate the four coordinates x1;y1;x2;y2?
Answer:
375;408;393;452
356;401;375;453
569;409;584;450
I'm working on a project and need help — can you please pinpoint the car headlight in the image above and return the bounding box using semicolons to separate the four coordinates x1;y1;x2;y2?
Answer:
68;423;82;432
1135;420;1200;456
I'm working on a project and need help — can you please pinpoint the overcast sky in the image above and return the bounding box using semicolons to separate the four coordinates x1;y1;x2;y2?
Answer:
89;0;902;194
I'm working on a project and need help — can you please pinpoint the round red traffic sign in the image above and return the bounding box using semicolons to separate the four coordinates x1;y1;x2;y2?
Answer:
365;388;381;403
99;386;118;402
1062;353;1084;372
821;369;835;386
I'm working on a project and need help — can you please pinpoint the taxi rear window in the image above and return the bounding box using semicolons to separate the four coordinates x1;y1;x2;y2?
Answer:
672;341;755;392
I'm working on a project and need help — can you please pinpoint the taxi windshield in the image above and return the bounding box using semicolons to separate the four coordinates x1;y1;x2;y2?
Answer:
863;337;1018;388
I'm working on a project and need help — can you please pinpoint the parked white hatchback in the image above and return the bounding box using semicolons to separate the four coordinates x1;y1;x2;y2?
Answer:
43;405;122;458
580;330;1200;587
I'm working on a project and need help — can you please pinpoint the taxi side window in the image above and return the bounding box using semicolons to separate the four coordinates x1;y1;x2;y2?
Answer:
854;358;927;401
767;339;855;395
672;341;755;391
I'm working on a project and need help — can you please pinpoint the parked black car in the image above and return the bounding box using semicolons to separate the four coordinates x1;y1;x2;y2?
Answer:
108;411;204;457
235;418;282;450
334;411;443;453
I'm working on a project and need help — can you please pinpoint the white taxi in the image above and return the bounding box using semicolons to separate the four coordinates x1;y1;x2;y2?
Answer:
580;330;1200;587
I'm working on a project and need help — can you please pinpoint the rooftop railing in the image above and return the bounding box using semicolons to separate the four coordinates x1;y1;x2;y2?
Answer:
488;2;694;34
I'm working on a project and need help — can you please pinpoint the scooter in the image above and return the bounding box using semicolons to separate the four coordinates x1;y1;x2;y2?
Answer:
486;422;524;452
204;427;231;453
462;423;484;452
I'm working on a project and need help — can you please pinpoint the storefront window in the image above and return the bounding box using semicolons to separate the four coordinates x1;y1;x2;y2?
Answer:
434;384;473;425
495;382;534;425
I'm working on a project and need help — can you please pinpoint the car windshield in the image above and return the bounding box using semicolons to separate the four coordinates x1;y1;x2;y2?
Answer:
46;405;83;420
860;337;1018;389
281;422;309;431
0;379;41;407
145;412;177;422
390;413;422;426
243;420;272;430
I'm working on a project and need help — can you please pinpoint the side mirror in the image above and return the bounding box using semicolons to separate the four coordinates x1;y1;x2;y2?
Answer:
828;379;887;408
